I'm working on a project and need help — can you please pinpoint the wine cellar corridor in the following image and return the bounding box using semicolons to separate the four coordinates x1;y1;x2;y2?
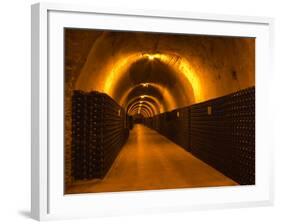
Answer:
67;124;237;194
64;29;255;194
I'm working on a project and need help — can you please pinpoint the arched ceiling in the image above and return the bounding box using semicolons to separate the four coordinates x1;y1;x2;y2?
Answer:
67;30;255;117
126;96;160;116
128;101;156;117
130;106;152;117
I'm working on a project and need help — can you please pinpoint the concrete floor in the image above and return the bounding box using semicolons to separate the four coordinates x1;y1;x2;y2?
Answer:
66;124;237;194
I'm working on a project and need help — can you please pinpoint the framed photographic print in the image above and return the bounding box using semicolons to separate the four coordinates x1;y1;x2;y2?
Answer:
31;2;274;221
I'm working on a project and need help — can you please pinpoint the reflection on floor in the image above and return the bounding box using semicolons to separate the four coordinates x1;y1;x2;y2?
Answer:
66;124;237;194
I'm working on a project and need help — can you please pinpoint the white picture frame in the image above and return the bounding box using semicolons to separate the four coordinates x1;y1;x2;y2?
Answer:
31;2;274;221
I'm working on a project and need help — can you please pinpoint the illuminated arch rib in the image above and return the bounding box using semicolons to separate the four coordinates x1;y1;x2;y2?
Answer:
128;102;155;117
126;96;161;115
130;106;151;117
76;51;200;112
127;100;158;116
121;84;167;113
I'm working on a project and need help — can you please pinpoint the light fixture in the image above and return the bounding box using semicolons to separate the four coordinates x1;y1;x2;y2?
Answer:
138;106;141;114
148;55;155;60
141;83;148;87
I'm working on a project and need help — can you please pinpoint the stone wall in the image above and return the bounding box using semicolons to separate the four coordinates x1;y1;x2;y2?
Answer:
64;29;101;187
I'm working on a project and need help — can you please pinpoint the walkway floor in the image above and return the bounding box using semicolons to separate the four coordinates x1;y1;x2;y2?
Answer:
66;124;237;194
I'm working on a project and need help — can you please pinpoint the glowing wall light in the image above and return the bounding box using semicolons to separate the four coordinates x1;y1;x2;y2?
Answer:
85;51;203;109
147;55;155;60
141;83;149;88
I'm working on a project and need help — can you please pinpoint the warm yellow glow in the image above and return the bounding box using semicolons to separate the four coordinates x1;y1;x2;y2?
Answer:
119;83;176;113
103;53;140;95
119;87;163;110
77;51;203;110
126;95;162;115
141;83;149;87
143;53;161;61
148;55;154;60
110;52;202;106
133;103;153;117
132;107;151;117
127;100;158;116
154;54;203;102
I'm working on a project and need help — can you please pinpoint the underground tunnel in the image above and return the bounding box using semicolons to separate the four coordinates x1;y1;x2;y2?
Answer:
64;29;255;194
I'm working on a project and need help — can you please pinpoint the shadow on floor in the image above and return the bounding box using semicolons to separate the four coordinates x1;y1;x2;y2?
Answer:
18;210;32;219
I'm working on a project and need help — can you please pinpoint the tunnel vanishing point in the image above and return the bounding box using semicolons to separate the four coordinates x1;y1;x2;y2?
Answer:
64;29;255;194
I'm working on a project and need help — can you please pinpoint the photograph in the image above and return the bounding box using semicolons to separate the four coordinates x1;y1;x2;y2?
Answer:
64;28;255;194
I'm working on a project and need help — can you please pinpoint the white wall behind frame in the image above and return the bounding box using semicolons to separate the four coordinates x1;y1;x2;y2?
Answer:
0;0;280;224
